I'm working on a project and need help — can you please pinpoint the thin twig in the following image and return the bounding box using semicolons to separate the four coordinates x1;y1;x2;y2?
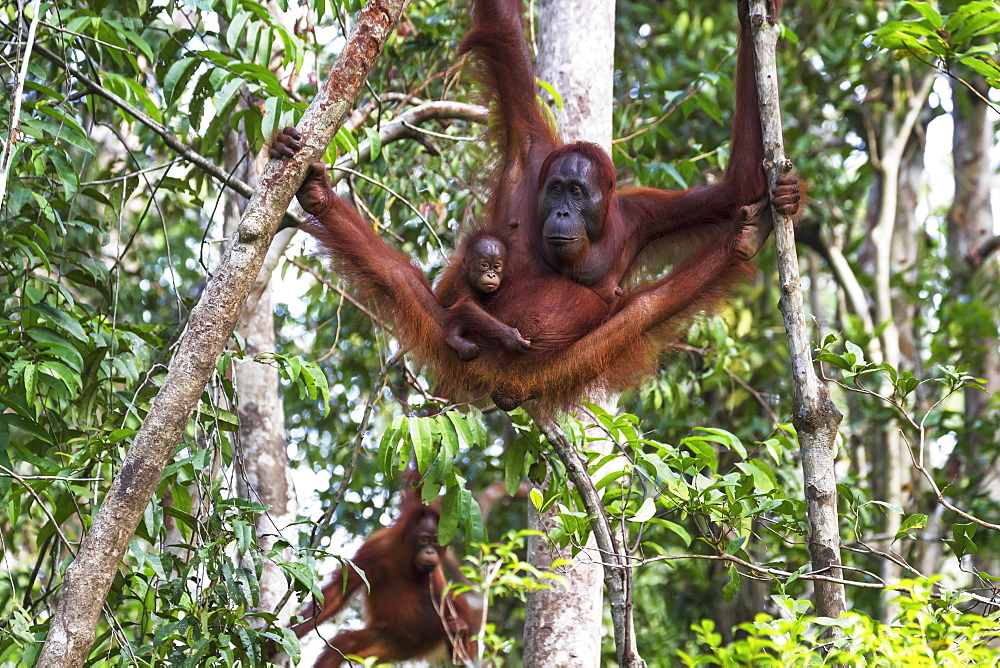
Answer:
0;0;42;207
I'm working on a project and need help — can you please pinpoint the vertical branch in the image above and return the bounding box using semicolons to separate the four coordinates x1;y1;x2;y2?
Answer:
528;0;619;665
748;0;847;620
528;406;646;668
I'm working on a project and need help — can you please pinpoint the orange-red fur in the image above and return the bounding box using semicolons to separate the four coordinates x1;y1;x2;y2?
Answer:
291;484;477;667
295;0;789;410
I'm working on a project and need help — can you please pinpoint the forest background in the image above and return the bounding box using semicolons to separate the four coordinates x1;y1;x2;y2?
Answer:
2;0;1000;665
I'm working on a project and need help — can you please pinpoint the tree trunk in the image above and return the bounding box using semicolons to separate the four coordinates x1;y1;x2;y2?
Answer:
945;72;999;600
862;69;932;619
222;121;296;632
234;280;295;622
524;1;616;666
525;480;605;668
948;74;999;425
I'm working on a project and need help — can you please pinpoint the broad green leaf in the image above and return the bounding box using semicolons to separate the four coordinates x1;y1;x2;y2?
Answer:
445;410;474;449
630;497;656;523
505;436;528;496
903;1;943;28
896;513;928;541
439;484;460;545
365;126;382;162
226;11;253;52
163;57;199;105
25;303;86;342
39;360;81;394
410;417;435;472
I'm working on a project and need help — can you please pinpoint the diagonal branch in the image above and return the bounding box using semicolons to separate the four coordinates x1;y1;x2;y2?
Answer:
35;1;410;665
526;405;645;668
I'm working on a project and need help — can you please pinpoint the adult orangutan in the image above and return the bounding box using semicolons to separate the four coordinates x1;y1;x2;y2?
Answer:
271;0;799;411
290;482;478;667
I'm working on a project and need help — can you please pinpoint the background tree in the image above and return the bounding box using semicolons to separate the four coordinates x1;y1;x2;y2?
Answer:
522;0;615;666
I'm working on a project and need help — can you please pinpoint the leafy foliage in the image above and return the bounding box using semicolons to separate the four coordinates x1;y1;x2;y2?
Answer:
680;581;1000;667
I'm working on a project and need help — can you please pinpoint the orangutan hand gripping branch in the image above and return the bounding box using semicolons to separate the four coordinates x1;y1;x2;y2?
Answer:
273;0;799;411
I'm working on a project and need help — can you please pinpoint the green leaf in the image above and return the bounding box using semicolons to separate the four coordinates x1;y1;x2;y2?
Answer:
903;1;943;28
462;485;484;545
682;437;719;473
535;78;563;110
335;126;360;166
23;363;37;402
120;26;155;63
438;483;460;545
895;513;928;541
949;522;978;557
959;54;1000;79
504;437;529;497
630;497;656;523
39;360;82;394
445;410;474;449
365;126;382;162
25;303;87;342
262;94;283;141
409;417;435;472
844;340;866;367
722;564;740;601
204;77;246;144
657;519;692;547
35;103;93;154
466;504;485;545
695;427;746;459
378;415;407;474
226;11;253;52
951;4;1000;48
302;362;330;417
726;535;748;555
163;57;200;105
735;460;776;494
437;414;459;457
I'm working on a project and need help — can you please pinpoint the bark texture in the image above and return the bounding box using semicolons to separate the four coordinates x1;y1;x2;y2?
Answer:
222;118;296;632
948;75;1000;423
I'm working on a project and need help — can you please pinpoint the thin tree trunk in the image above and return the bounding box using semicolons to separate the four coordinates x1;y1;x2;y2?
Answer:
748;0;846;621
528;408;644;668
948;74;999;424
946;72;999;601
234;280;295;622
859;67;932;619
222;117;296;633
35;2;408;664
